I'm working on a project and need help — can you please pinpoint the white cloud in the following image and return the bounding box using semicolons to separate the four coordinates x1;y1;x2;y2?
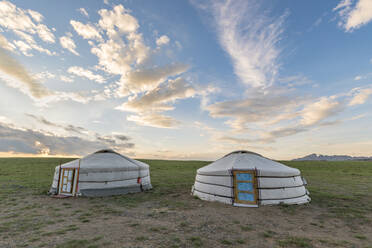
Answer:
334;0;353;11
0;51;100;104
89;5;149;76
349;87;372;105
12;35;53;56
0;115;11;124
334;0;372;31
127;113;180;129
92;34;148;75
67;66;105;83
205;0;287;88
354;75;362;80
192;0;372;146
38;91;91;105
34;71;56;81
27;9;43;22
14;40;51;56
60;75;74;83
206;93;301;132
119;77;196;113
0;34;15;51
82;5;149;79
70;4;156;94
0;1;55;43
98;5;139;37
220;126;307;144
314;17;323;27
13;30;34;44
35;23;55;43
0;49;50;98
78;8;89;17
175;41;182;50
91;39;132;75
0;120;134;156
204;82;369;144
10;30;54;56
349;113;367;120
192;0;366;145
66;4;194;128
60;35;79;55
70;20;102;41
300;97;344;126
205;94;347;144
117;77;197;128
278;75;313;87
119;63;189;95
0;1;56;57
156;35;170;46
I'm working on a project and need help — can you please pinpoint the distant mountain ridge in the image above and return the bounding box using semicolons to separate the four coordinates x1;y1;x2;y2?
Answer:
293;153;372;161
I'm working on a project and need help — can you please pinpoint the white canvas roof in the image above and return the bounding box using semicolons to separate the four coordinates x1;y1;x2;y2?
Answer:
60;149;149;172
197;150;300;177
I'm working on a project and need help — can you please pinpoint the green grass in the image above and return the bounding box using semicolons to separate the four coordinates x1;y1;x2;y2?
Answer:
281;161;372;222
188;236;203;247
278;236;313;248
110;159;210;208
2;158;371;209
0;158;372;247
135;236;147;241
240;225;253;231
0;157;75;196
1;158;372;222
354;234;367;240
262;230;276;238
56;238;99;248
220;239;233;245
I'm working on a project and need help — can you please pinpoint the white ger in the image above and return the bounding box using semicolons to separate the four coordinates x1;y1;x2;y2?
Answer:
49;149;152;197
192;151;310;207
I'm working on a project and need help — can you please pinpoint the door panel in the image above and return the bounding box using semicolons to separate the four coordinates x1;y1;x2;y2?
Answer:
60;169;75;195
233;170;258;205
237;182;254;191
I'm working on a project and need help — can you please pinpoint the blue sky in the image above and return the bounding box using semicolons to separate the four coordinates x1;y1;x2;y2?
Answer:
0;0;372;160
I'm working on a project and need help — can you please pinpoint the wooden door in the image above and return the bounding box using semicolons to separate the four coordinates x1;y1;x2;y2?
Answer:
59;168;75;195
233;170;258;206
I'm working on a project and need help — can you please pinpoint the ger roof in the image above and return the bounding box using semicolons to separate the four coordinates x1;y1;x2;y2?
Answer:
60;149;148;172
197;151;300;177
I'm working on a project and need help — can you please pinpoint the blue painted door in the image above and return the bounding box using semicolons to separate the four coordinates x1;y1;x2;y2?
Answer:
233;170;257;205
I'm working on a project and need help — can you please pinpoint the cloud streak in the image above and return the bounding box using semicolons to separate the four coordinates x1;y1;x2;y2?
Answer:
119;63;189;95
193;0;371;146
156;35;170;46
60;35;79;56
0;34;15;51
0;48;50;98
0;121;134;156
334;0;372;31
209;0;287;88
349;87;372;105
67;66;105;83
0;0;56;57
70;20;102;41
117;77;197;128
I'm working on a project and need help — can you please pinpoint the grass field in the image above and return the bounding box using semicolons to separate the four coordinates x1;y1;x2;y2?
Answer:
0;158;372;248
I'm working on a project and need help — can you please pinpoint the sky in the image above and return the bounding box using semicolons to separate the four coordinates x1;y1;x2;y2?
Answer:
0;0;372;160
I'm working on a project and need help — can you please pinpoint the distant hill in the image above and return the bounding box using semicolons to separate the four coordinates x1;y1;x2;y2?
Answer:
293;153;372;161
